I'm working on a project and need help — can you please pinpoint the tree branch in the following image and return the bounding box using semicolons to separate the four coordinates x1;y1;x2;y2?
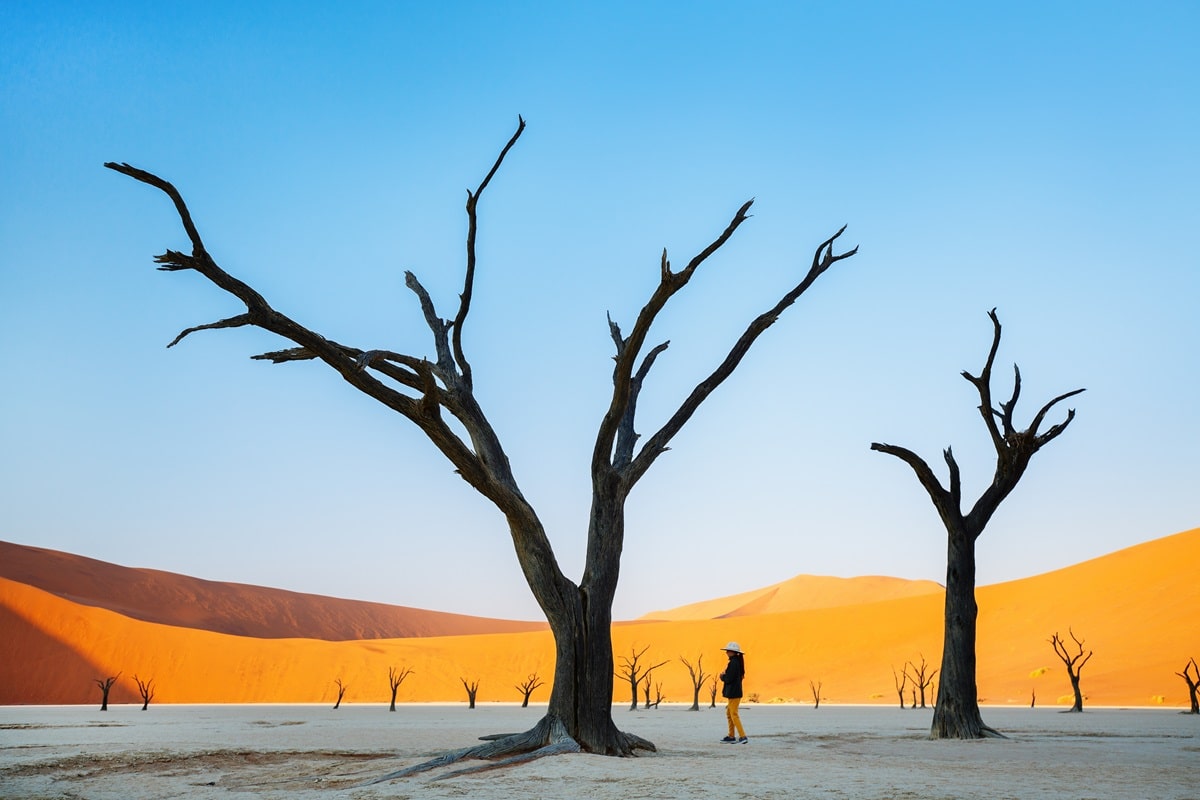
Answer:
453;116;526;389
626;224;857;485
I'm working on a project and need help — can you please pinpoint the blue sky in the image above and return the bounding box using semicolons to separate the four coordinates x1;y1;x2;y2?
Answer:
2;2;1196;621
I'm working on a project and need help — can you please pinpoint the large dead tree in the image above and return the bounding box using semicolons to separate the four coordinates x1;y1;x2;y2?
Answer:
107;119;855;772
1050;630;1093;712
1176;658;1199;714
872;309;1083;739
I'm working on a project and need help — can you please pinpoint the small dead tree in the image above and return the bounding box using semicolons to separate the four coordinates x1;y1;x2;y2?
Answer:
461;678;481;710
708;676;719;708
905;656;938;709
94;674;120;711
333;678;348;710
388;666;413;712
680;654;709;711
1176;658;1199;714
616;646;667;712
1050;630;1092;712
872;309;1083;739
809;679;822;710
132;674;155;711
640;671;665;709
109;118;857;771
516;674;544;708
891;665;908;709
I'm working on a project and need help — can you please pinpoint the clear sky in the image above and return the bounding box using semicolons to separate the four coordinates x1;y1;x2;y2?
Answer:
2;2;1196;621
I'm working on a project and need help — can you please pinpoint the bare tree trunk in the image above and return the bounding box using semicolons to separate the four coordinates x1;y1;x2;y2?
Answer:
931;525;989;736
809;679;822;710
333;679;347;710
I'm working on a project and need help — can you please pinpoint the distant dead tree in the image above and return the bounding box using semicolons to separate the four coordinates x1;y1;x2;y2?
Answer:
616;646;667;712
333;678;348;710
94;673;120;711
679;654;710;711
708;676;719;708
1176;658;1199;714
872;309;1084;739
640;671;664;709
1030;688;1036;708
809;679;822;710
461;678;481;710
388;666;413;712
132;674;155;711
108;118;857;766
1050;630;1093;712
515;674;544;708
891;665;908;709
905;656;938;709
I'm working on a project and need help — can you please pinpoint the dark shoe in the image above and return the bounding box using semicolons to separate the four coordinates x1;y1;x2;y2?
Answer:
738;737;749;743
720;736;736;743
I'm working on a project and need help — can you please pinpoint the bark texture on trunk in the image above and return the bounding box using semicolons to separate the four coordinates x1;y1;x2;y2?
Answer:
931;526;991;738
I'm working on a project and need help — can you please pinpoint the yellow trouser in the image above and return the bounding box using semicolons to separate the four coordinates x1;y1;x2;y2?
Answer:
726;697;745;738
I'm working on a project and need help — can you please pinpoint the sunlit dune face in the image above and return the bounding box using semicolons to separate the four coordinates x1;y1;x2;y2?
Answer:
1;528;1197;708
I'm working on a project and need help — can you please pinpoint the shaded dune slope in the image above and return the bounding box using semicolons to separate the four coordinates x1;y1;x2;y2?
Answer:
0;541;544;640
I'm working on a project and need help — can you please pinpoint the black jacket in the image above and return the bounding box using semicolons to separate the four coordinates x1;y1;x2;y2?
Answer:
720;653;745;699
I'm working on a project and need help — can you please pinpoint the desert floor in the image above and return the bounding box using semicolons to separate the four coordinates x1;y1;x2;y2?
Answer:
2;704;1196;799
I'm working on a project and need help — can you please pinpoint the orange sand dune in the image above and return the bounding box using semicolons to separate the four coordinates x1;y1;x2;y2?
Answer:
641;574;944;620
1;528;1197;709
0;540;544;640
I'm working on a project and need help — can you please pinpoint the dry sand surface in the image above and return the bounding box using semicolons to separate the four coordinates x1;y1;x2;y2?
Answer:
2;704;1197;800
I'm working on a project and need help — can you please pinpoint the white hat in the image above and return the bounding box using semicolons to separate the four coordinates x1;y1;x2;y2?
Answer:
723;641;743;653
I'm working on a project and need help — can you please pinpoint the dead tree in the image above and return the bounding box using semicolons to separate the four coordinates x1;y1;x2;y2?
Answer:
640;670;665;709
617;646;668;712
905;656;938;709
810;679;822;709
1176;658;1199;714
132;674;154;711
94;674;120;711
108;119;856;771
461;678;480;710
892;665;908;709
679;654;709;711
708;676;719;708
1050;630;1093;712
515;674;544;708
388;666;413;712
333;678;348;710
872;309;1083;739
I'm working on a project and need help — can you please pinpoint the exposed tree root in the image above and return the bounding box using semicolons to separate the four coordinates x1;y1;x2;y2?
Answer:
357;714;654;786
980;724;1008;739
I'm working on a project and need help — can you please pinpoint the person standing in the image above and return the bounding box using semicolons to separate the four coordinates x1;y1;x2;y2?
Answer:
719;642;748;743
